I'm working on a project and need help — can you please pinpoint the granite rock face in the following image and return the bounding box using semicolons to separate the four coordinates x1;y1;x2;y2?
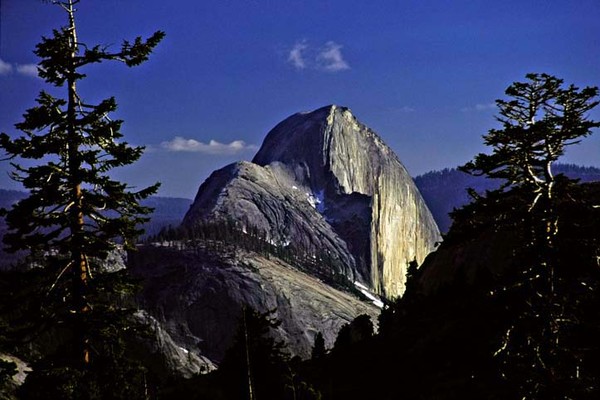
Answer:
184;105;440;297
128;244;379;362
132;310;216;378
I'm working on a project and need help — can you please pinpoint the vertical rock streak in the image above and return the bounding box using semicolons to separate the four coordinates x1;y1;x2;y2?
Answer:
320;106;440;297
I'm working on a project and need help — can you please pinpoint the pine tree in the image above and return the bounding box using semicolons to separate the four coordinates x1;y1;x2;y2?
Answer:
217;307;290;400
333;314;374;351
461;73;599;214
311;331;326;360
0;0;163;375
460;73;600;398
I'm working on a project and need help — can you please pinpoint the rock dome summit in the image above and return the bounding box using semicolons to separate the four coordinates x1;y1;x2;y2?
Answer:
184;105;441;297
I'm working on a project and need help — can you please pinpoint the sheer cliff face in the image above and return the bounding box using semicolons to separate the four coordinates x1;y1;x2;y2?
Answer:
185;105;440;298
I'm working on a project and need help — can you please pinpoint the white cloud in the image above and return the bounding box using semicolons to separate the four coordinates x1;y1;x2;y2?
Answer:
288;41;308;70
16;63;39;78
461;103;496;112
287;40;350;72
0;59;39;78
160;137;258;155
475;103;495;111
317;41;350;72
0;59;13;75
382;106;416;115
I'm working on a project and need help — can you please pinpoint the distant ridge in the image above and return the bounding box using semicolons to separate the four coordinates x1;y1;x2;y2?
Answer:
0;191;192;269
414;163;600;233
2;162;597;247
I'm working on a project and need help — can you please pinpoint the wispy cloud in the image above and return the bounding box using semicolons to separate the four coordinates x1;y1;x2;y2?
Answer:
0;58;39;78
160;137;258;155
288;41;308;70
16;63;39;78
461;102;496;112
287;40;350;72
474;103;496;111
381;106;416;116
317;41;350;72
0;59;13;75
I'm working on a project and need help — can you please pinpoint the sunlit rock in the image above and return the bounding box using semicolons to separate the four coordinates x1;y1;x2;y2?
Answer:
184;105;440;297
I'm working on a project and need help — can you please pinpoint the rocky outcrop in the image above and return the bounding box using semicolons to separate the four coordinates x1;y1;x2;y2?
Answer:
0;353;30;399
126;105;438;369
128;243;379;362
182;161;357;278
131;310;216;378
184;105;440;297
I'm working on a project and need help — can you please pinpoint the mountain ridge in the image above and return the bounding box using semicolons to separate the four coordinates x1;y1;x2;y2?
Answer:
414;163;600;232
2;163;597;248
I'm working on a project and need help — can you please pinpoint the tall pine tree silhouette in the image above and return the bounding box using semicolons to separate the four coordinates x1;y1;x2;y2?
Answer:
0;0;163;373
460;73;600;398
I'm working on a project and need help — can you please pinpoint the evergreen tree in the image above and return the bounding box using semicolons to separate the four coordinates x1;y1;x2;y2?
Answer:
0;0;164;394
311;331;326;360
333;314;374;351
461;73;599;216
459;73;600;398
217;307;290;400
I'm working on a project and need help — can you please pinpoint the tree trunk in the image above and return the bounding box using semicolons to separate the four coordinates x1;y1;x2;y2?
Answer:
243;307;255;400
65;0;90;367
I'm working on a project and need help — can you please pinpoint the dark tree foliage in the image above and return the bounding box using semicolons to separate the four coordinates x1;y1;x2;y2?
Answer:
0;358;18;392
165;307;321;400
150;219;358;295
461;73;599;211
0;0;164;396
294;75;600;400
0;358;19;400
333;314;374;351
439;179;600;399
413;163;600;233
299;184;600;400
216;307;290;400
0;261;160;399
311;331;326;360
0;0;162;360
457;74;600;399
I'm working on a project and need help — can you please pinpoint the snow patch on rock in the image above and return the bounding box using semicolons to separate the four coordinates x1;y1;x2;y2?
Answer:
354;281;384;308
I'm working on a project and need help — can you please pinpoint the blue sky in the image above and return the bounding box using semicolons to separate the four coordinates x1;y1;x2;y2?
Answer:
1;0;599;198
